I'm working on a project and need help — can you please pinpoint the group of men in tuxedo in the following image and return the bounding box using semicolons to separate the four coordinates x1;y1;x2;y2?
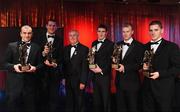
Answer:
4;19;180;112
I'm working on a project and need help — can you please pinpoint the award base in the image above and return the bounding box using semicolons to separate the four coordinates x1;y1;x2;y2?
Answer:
20;65;30;72
89;64;97;69
112;64;120;69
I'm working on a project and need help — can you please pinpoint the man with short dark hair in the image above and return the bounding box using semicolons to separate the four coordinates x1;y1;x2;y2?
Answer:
33;19;64;111
142;20;180;112
90;24;114;112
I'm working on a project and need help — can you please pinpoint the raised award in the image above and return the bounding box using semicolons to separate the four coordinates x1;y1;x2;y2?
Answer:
45;41;56;63
112;44;122;69
87;46;97;69
142;49;154;77
18;42;30;71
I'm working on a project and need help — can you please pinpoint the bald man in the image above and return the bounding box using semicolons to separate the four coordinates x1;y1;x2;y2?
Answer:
4;25;43;112
63;30;89;112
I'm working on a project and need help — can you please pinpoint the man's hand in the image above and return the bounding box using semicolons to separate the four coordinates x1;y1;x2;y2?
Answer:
116;64;125;73
44;60;57;68
90;64;102;74
14;64;23;73
150;72;159;80
25;64;36;73
80;83;85;90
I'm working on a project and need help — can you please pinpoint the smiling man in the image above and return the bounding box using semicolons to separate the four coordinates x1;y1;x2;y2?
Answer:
4;25;43;111
33;19;64;111
142;20;180;112
114;23;144;112
63;30;89;112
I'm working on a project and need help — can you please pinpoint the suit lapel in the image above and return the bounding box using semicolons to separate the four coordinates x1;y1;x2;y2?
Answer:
27;43;35;63
122;40;135;61
154;39;166;56
96;39;107;52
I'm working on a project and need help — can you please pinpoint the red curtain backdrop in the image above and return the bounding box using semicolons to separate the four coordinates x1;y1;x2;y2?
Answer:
0;1;180;92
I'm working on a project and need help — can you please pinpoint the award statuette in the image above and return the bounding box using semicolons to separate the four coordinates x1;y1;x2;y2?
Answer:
87;46;97;69
142;49;154;77
45;41;56;64
111;44;122;69
18;42;30;71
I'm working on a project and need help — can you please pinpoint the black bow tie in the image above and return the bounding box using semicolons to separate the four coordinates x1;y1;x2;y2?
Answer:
150;39;162;45
97;40;104;44
122;41;130;46
71;44;77;48
48;35;55;38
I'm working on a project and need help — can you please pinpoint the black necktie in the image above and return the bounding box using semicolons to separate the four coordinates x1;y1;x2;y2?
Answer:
150;39;162;45
122;41;130;46
48;35;55;38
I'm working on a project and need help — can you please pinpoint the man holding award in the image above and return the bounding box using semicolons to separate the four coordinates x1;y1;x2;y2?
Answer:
33;19;64;111
4;25;43;111
63;30;89;112
90;24;114;112
142;20;180;112
114;23;144;112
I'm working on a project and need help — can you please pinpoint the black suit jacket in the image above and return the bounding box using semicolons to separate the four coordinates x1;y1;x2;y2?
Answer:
4;41;43;93
143;38;180;99
91;39;114;76
63;43;89;85
115;40;144;91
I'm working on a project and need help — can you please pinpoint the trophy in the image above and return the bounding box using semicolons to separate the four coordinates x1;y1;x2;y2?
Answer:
18;42;30;72
111;44;122;69
87;46;97;69
142;49;154;77
45;41;56;64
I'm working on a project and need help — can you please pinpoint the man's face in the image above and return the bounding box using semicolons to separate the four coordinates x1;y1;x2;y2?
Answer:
46;21;57;34
149;24;163;41
122;26;134;41
20;26;33;42
69;31;79;45
97;28;108;40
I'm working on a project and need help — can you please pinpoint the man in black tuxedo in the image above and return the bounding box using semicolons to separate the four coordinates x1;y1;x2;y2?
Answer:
63;30;89;112
142;20;180;112
33;19;63;111
90;24;114;112
4;25;43;112
114;23;144;112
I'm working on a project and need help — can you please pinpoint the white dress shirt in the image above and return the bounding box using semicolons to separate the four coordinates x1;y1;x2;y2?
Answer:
46;32;55;44
150;38;162;53
122;37;133;59
70;42;78;58
97;38;105;51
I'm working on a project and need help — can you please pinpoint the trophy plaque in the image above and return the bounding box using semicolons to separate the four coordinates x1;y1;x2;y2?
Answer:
87;46;97;69
111;44;122;69
142;49;154;77
18;42;30;72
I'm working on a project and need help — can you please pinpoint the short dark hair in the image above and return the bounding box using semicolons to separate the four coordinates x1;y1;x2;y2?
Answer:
97;24;108;31
47;19;57;24
122;23;134;30
149;20;163;29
